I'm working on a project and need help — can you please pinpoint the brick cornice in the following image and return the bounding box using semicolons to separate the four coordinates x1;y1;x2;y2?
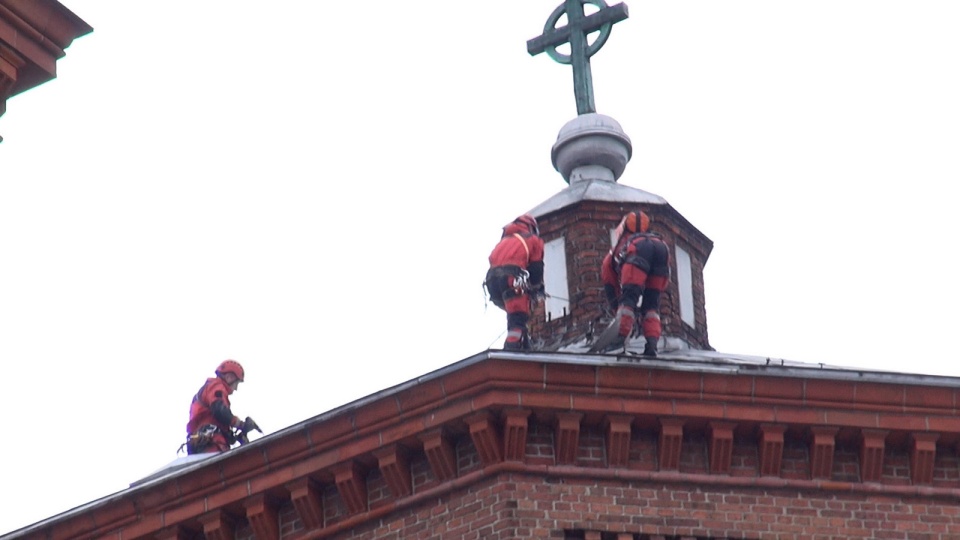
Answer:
20;353;960;540
0;0;90;119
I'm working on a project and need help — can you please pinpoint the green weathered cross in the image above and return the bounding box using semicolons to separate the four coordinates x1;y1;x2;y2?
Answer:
527;0;629;115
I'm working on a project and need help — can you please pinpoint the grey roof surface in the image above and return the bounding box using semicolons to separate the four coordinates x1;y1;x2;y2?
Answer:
527;179;668;218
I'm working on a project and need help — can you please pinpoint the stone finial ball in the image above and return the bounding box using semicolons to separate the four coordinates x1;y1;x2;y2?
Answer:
551;113;633;183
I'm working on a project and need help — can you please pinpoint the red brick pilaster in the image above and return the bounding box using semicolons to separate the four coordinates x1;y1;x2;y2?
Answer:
659;418;685;471
373;444;412;498
910;432;940;485
585;532;602;540
708;422;735;474
332;461;368;515
759;424;786;477
198;509;235;540
287;477;324;531
503;409;531;462
556;412;583;465
466;411;503;466
860;429;887;483
245;493;279;540
605;415;633;468
420;428;457;482
809;426;839;479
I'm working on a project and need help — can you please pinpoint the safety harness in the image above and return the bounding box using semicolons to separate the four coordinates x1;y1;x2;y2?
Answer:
180;424;233;455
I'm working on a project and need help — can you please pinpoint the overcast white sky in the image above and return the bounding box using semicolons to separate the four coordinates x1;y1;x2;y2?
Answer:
2;0;959;534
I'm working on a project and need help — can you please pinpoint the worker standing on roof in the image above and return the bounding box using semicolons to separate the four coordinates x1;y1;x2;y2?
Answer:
185;360;259;454
601;210;671;356
485;214;545;350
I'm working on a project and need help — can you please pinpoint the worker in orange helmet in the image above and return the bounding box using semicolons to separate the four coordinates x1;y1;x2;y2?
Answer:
485;214;545;350
600;210;671;356
185;360;258;454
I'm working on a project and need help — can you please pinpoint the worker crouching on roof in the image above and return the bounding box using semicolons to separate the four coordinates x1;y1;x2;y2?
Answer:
485;214;545;350
185;360;257;454
601;210;671;356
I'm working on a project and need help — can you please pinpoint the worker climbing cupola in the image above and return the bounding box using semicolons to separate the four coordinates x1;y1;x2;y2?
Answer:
521;0;713;353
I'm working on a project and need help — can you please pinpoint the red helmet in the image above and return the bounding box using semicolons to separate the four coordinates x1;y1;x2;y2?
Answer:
216;360;245;382
513;214;539;236
622;210;650;234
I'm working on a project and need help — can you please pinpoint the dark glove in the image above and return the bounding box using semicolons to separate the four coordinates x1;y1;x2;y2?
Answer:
242;416;262;434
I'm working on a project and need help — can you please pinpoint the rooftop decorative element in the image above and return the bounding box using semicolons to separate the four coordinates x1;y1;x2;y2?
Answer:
527;0;629;115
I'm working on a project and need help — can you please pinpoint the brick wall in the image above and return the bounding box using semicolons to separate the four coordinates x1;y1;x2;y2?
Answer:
530;200;713;351
275;472;960;539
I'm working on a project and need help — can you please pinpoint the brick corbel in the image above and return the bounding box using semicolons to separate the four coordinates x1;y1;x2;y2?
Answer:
556;412;583;465
759;424;786;477
659;418;685;471
585;532;602;540
605;415;633;468
332;461;368;515
809;426;839;480
860;429;888;483
419;428;457;482
910;432;940;485
373;444;412;498
244;493;279;540
466;411;503;466
287;477;324;531
708;421;736;474
503;409;531;462
197;509;236;540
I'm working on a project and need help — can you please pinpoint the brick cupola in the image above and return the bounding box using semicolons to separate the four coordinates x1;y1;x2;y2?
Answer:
526;113;713;353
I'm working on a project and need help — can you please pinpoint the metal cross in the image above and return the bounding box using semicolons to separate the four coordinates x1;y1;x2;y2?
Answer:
527;0;629;115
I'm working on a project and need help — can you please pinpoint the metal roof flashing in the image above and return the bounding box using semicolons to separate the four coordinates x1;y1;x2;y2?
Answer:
526;179;667;217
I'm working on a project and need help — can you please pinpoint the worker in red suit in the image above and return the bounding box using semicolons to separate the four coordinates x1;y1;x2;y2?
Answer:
485;214;545;350
601;210;671;356
185;360;257;454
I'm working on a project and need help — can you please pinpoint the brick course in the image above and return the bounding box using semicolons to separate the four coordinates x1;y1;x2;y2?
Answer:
295;473;960;539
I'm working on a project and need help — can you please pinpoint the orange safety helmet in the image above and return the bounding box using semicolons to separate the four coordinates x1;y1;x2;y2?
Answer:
216;360;245;382
622;210;650;234
513;214;539;236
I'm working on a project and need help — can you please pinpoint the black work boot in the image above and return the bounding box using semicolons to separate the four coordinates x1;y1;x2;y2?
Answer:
504;327;525;350
642;337;658;357
503;340;522;350
519;331;531;351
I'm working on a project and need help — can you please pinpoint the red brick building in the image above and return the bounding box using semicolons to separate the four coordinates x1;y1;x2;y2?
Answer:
0;0;90;134
6;111;960;539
